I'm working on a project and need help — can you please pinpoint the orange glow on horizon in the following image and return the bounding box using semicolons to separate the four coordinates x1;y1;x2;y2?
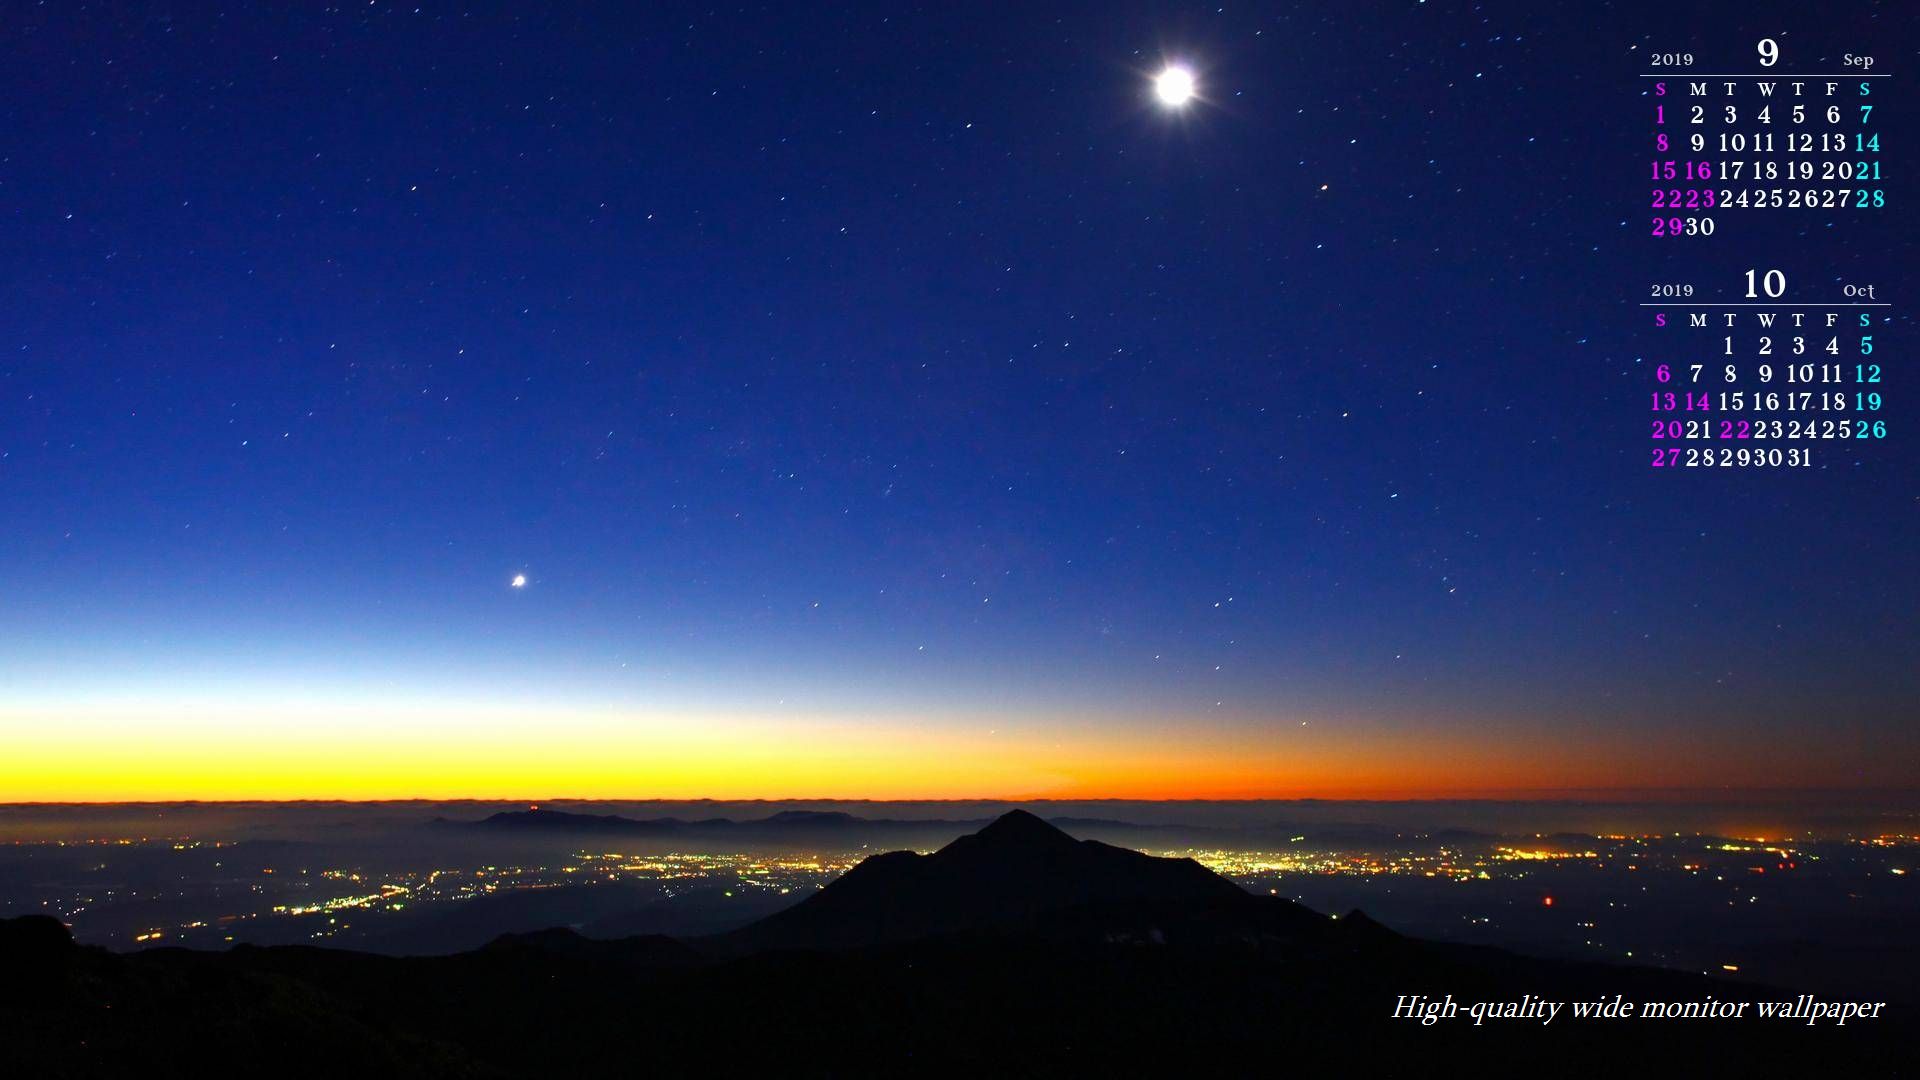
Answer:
0;696;1895;803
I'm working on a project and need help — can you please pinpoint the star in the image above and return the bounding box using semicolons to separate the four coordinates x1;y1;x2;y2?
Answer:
1154;66;1196;107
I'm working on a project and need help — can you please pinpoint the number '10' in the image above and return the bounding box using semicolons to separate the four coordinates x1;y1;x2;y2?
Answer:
1745;269;1786;299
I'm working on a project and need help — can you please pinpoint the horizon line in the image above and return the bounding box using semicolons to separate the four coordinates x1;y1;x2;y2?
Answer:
5;785;1917;808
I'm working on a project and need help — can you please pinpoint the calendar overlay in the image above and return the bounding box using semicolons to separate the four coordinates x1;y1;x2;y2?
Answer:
1646;274;1888;469
1646;39;1887;239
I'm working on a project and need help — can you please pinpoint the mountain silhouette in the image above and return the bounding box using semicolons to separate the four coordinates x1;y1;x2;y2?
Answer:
724;809;1312;951
473;808;688;832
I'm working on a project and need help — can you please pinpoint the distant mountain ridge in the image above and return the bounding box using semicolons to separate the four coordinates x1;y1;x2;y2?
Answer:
447;806;1503;853
473;807;875;830
455;805;1165;844
475;807;1023;828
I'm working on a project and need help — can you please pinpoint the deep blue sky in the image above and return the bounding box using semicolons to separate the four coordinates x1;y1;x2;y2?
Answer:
2;2;1915;797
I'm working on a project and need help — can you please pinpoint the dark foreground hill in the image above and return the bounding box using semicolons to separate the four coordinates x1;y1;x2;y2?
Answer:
1;813;1901;1077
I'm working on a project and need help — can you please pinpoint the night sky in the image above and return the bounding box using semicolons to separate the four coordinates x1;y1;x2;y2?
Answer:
3;2;1915;800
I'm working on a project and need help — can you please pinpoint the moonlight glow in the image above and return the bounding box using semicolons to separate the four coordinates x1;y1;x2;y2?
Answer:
1155;66;1196;106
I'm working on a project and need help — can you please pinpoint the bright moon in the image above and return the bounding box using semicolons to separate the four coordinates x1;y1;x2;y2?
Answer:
1155;66;1195;106
510;574;527;588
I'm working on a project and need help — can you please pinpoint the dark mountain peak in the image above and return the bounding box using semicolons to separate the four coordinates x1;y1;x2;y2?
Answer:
483;926;592;952
724;812;1260;952
1338;910;1397;940
969;809;1076;850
